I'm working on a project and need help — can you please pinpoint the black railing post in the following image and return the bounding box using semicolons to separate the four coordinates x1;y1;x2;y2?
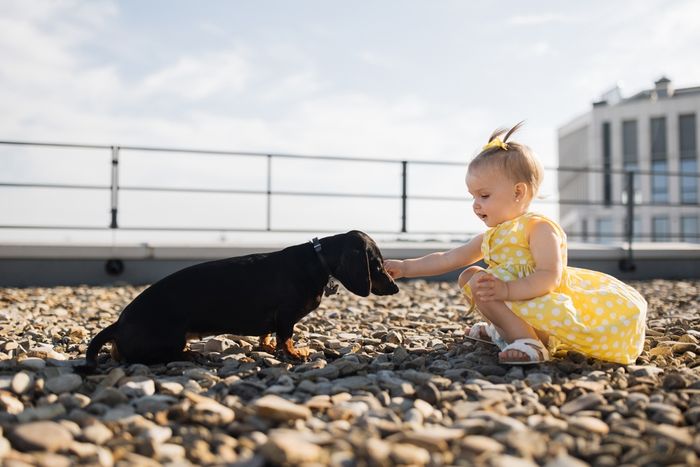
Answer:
109;146;119;229
620;170;636;271
266;154;272;231
401;161;408;233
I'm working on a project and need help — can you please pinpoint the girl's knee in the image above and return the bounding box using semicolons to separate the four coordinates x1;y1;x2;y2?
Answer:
458;266;485;288
466;269;487;291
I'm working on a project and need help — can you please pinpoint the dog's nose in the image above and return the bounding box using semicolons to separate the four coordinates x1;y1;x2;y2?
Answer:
376;283;400;295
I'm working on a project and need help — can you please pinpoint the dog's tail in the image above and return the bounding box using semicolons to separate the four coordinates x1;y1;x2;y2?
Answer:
74;323;118;374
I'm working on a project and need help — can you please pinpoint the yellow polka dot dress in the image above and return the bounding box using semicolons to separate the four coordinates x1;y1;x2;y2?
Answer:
475;212;647;364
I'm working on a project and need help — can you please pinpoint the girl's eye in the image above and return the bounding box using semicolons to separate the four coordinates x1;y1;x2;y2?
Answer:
481;195;490;199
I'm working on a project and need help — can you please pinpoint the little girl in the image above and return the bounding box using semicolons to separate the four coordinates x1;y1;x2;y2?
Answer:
384;122;647;365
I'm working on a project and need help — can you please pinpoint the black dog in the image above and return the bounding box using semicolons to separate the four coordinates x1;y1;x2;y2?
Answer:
77;231;398;372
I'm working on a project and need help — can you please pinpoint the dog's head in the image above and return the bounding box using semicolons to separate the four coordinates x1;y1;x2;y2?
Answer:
332;230;400;297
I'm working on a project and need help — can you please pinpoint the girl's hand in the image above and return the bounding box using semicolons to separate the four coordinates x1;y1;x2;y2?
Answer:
474;274;509;302
383;260;405;279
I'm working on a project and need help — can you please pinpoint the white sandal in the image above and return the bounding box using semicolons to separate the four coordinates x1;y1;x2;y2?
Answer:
499;338;550;365
465;322;507;349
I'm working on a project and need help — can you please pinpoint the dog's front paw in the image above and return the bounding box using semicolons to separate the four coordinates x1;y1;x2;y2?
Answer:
282;338;311;360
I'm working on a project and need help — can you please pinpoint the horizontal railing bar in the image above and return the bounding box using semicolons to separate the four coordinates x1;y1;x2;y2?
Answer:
2;181;697;208
122;186;400;199
0;182;109;190
120;144;406;165
1;224;698;239
0;140;113;150
554;166;700;177
2;140;700;177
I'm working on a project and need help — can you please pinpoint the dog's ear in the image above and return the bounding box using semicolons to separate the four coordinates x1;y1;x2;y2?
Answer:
334;247;371;297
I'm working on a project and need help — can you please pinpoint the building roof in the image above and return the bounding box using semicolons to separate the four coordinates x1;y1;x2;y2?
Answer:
605;78;700;106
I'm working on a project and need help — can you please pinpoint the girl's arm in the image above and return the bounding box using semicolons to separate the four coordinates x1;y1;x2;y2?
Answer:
475;221;562;301
384;233;484;279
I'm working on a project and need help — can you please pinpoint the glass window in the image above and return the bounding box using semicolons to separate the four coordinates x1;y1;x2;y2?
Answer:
622;162;641;204
679;114;696;159
680;159;698;204
650;117;667;160
596;218;613;244
602;122;612;206
652;216;670;242
681;216;698;243
651;160;668;204
622;120;638;164
624;216;642;240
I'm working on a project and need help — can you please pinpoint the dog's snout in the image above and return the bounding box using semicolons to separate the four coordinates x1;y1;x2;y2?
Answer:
371;273;400;295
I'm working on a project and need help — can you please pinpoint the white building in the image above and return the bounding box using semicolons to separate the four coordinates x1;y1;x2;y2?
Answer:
557;77;699;243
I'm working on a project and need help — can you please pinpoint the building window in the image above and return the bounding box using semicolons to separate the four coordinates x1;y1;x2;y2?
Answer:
596;218;613;244
680;114;697;158
624;216;642;240
650;117;667;204
602;122;612;207
680;114;697;205
622;120;641;202
681;216;698;243
652;216;670;242
680;159;698;204
623;120;638;163
652;160;669;203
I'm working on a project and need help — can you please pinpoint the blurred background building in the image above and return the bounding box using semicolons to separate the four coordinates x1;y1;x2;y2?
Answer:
557;77;699;243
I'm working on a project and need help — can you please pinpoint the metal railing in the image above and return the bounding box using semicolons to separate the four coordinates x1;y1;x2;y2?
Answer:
1;140;699;272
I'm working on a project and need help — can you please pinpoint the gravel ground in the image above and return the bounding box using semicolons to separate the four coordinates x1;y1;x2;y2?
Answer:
0;279;699;466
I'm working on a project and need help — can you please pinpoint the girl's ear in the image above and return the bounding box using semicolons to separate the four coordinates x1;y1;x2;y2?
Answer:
514;182;528;201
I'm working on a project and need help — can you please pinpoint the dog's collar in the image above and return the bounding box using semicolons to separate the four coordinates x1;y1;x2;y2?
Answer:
311;237;331;275
310;237;338;295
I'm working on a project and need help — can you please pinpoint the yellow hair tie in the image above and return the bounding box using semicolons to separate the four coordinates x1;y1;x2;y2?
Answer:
482;137;508;152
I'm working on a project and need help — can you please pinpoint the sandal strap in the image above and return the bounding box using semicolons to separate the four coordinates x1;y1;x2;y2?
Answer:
468;322;488;339
483;324;508;350
501;338;550;362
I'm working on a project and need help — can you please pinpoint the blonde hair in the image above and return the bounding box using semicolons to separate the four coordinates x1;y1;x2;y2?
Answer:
467;121;544;200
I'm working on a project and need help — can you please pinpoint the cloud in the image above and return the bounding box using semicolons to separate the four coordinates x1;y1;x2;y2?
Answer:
506;13;571;26
138;51;250;100
571;0;700;100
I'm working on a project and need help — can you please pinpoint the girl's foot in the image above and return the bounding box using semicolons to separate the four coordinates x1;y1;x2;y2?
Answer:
498;338;549;365
464;322;506;348
465;324;492;342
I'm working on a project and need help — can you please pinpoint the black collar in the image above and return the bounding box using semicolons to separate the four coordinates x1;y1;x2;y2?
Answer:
311;237;332;276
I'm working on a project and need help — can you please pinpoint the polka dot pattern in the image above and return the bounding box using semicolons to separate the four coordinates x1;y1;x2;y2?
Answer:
480;212;648;364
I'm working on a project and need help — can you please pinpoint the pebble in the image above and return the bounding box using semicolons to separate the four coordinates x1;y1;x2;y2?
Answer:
261;432;323;464
254;394;311;421
0;280;697;466
560;393;606;415
9;421;73;452
81;422;113;445
44;374;82;394
11;371;33;394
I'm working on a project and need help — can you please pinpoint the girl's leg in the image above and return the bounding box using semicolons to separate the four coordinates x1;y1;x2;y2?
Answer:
468;275;548;362
460;267;507;340
458;265;484;288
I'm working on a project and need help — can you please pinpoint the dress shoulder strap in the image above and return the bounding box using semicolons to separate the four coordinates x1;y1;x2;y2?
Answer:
522;212;567;242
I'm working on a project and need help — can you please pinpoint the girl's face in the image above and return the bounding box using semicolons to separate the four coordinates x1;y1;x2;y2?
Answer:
466;166;527;227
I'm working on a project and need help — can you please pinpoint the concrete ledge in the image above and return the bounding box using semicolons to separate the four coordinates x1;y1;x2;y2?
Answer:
1;241;699;287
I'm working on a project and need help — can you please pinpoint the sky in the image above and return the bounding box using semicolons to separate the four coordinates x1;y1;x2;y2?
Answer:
1;0;700;245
